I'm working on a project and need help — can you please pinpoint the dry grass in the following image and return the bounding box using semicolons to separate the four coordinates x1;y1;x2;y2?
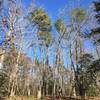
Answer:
5;96;37;100
2;96;100;100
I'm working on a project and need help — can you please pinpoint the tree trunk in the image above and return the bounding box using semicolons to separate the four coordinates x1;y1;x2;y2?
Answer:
37;89;42;100
0;53;4;68
69;44;76;97
9;51;20;96
96;46;100;58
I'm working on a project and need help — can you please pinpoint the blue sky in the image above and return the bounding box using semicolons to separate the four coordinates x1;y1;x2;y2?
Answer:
24;0;94;22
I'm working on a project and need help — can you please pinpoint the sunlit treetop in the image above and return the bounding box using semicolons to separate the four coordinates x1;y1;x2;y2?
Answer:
71;8;86;23
38;31;52;46
55;18;67;35
31;8;52;46
32;8;52;32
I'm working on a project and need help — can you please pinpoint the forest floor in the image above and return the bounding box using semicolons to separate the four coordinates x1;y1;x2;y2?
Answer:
44;96;100;100
0;96;100;100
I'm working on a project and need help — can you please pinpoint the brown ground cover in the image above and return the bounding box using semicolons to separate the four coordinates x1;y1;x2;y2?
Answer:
0;96;100;100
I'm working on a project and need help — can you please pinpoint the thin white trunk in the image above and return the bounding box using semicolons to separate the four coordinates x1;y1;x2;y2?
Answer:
0;53;4;68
